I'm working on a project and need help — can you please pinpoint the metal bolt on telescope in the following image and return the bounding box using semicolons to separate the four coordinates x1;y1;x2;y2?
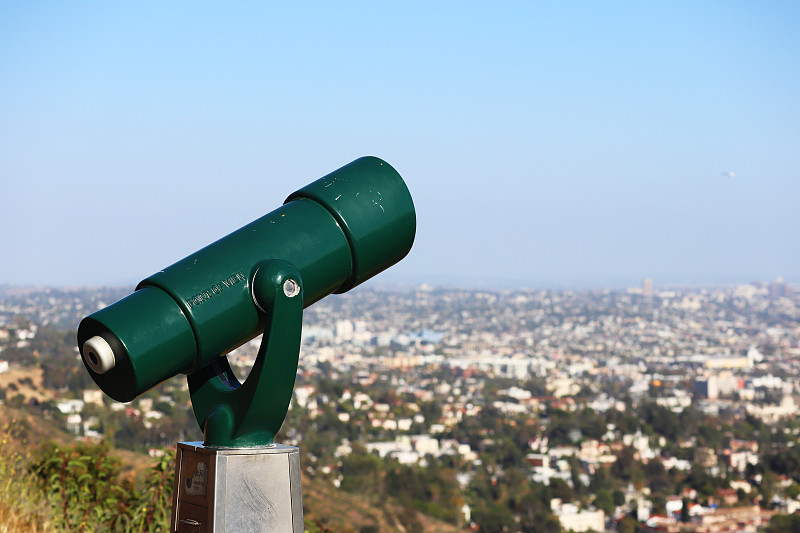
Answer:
77;156;416;532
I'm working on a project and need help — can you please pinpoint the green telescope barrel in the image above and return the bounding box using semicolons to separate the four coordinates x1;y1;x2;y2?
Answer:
77;156;415;403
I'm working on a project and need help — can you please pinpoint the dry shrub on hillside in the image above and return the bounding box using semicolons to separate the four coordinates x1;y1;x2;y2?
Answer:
0;420;52;532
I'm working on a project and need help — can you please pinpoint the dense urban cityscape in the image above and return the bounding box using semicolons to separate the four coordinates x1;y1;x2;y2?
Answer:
0;279;799;532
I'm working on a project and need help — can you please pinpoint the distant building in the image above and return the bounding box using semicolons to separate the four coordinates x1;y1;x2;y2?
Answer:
643;278;654;299
411;435;440;456
693;373;742;399
720;450;756;473
365;439;412;458
695;447;718;468
714;489;738;507
729;480;752;494
551;499;605;533
334;320;354;340
692;505;774;531
83;389;104;405
746;395;797;423
56;399;85;414
665;496;683;516
461;503;471;523
526;453;549;468
768;277;792;298
65;414;82;435
641;505;775;531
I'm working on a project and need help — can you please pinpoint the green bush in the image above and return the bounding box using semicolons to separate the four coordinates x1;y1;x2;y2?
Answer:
29;441;175;533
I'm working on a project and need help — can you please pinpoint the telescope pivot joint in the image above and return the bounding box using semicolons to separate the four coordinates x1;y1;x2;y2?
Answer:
188;260;304;448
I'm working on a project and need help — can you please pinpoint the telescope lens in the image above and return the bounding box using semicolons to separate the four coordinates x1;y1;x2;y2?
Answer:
82;336;116;374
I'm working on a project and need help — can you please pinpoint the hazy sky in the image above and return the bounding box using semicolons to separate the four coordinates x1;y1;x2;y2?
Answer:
1;2;798;288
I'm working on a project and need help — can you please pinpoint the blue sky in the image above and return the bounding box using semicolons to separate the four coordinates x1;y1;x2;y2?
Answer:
1;2;798;288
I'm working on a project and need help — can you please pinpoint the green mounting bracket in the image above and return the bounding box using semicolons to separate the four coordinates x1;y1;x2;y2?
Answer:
187;260;304;448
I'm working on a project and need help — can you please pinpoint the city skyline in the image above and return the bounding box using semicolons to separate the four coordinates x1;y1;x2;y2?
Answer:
2;282;799;531
1;3;798;288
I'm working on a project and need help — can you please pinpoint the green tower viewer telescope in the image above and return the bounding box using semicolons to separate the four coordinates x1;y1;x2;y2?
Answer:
77;156;415;449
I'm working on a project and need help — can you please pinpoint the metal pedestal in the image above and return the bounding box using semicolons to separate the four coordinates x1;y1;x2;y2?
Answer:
171;442;303;533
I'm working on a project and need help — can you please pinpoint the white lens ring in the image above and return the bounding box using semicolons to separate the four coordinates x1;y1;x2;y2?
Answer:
83;336;116;374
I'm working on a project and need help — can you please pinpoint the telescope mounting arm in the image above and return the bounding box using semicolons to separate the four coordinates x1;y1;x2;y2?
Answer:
187;260;304;448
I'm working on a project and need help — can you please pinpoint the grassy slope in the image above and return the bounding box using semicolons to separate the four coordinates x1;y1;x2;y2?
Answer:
0;408;463;532
0;408;62;532
0;366;54;403
302;475;462;533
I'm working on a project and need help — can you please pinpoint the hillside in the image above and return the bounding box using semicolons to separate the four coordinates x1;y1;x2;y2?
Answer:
0;406;461;532
303;475;462;533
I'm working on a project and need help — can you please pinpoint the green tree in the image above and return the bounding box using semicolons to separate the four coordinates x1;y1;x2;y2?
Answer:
546;409;578;446
784;482;800;499
594;488;615;516
516;488;557;533
697;423;723;449
760;471;778;504
617;516;639;533
611;446;639;482
472;502;514;533
385;461;461;524
549;477;575;502
340;448;384;497
638;402;678;440
765;513;800;533
589;465;614;492
578;408;607;440
644;459;674;495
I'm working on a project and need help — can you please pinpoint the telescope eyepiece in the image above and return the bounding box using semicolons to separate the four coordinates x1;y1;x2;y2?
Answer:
83;335;116;374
